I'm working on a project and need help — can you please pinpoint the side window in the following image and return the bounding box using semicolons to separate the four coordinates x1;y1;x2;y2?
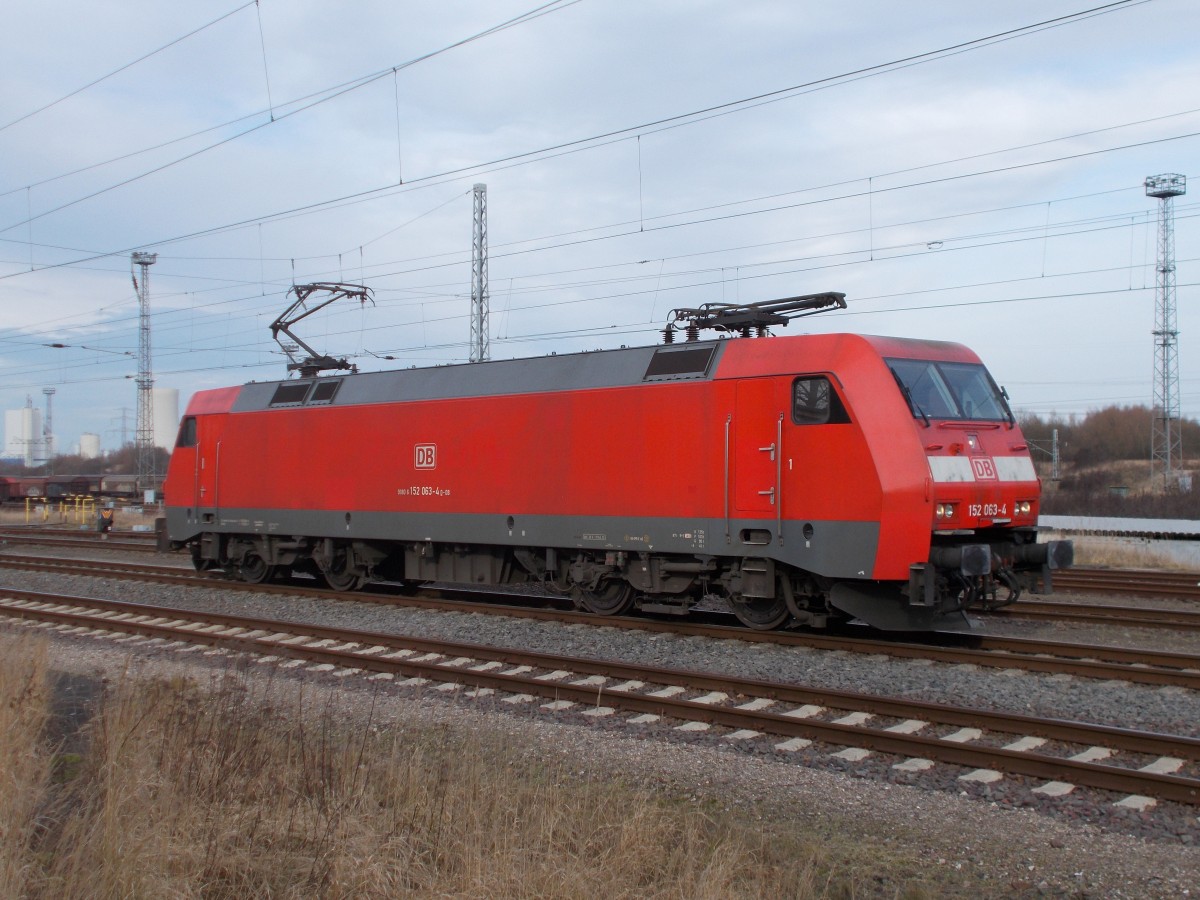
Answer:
792;376;850;425
175;416;198;448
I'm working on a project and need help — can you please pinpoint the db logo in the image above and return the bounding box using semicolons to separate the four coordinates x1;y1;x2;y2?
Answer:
971;457;997;480
414;444;437;469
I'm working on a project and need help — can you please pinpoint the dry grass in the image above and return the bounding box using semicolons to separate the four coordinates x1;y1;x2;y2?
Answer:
1079;546;1180;569
1072;541;1186;570
0;639;52;898
0;636;881;899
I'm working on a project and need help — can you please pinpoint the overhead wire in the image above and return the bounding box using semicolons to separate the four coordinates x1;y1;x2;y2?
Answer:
9;267;1199;419
9;101;1185;269
0;1;257;135
0;0;1149;255
0;181;1186;344
0;0;585;231
7;117;1191;294
2;185;1192;359
0;1;1188;418
10;210;1196;385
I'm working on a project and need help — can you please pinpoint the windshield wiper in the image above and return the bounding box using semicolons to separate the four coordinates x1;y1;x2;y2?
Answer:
998;386;1016;429
890;368;929;427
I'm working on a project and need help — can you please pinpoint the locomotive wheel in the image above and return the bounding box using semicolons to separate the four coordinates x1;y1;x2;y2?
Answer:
730;595;789;630
190;544;217;572
238;551;274;584
578;580;635;616
322;566;367;592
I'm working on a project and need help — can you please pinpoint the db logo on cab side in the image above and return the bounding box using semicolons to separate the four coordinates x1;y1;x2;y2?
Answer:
415;444;437;469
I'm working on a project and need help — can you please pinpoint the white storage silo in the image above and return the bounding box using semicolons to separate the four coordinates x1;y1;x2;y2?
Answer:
4;405;42;465
152;388;180;451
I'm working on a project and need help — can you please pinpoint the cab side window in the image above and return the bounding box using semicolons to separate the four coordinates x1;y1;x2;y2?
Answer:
792;376;850;425
175;416;198;448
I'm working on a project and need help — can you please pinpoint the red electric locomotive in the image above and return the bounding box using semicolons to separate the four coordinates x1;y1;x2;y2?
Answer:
162;291;1071;631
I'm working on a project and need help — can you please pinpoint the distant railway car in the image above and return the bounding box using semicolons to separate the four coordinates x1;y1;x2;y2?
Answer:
45;476;92;500
99;475;139;499
162;293;1071;631
1;476;49;501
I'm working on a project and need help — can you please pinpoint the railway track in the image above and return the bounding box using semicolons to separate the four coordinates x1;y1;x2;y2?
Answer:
994;597;1200;631
0;586;1195;810
1055;567;1200;599
4;525;1200;594
7;536;1196;632
4;527;1200;606
0;529;157;553
3;553;1199;689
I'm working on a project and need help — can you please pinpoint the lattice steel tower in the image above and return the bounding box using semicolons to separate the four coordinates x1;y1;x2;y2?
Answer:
470;183;490;362
1145;174;1186;489
131;251;158;491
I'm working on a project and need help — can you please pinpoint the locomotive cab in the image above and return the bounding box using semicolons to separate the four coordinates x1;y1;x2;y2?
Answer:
861;353;1073;628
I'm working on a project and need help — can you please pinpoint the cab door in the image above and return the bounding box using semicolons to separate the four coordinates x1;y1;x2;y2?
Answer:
197;415;226;518
733;379;784;515
179;413;227;521
164;416;200;523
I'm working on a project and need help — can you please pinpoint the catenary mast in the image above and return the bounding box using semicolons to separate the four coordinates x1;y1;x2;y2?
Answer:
1144;174;1186;489
470;183;490;363
132;251;158;493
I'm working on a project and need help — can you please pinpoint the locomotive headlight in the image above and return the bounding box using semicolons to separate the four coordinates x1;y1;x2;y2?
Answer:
1017;501;1032;515
936;503;956;519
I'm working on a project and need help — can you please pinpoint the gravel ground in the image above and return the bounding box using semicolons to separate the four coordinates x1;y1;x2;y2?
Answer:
3;545;1200;896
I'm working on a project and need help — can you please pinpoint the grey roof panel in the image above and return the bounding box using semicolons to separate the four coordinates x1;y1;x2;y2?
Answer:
231;341;728;412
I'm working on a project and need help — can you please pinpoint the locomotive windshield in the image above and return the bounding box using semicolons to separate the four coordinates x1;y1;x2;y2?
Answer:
887;358;1011;423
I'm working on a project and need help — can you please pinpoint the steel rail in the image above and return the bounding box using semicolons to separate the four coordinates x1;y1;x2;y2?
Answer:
998;598;1200;631
3;554;1199;689
0;526;157;540
0;533;156;553
1055;568;1200;600
1;587;1197;806
3;530;1200;599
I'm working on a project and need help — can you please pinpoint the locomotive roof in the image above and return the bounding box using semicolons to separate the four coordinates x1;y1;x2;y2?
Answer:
233;340;724;412
220;332;977;414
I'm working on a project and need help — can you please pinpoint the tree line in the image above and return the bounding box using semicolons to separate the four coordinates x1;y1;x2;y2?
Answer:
0;445;171;479
1020;404;1200;518
1019;405;1200;470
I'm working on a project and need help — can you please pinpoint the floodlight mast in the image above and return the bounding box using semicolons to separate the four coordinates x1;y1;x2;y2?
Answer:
1145;174;1186;489
270;283;374;378
663;292;847;342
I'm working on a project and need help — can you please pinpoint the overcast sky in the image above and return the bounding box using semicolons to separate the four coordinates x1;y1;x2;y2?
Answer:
1;0;1197;456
